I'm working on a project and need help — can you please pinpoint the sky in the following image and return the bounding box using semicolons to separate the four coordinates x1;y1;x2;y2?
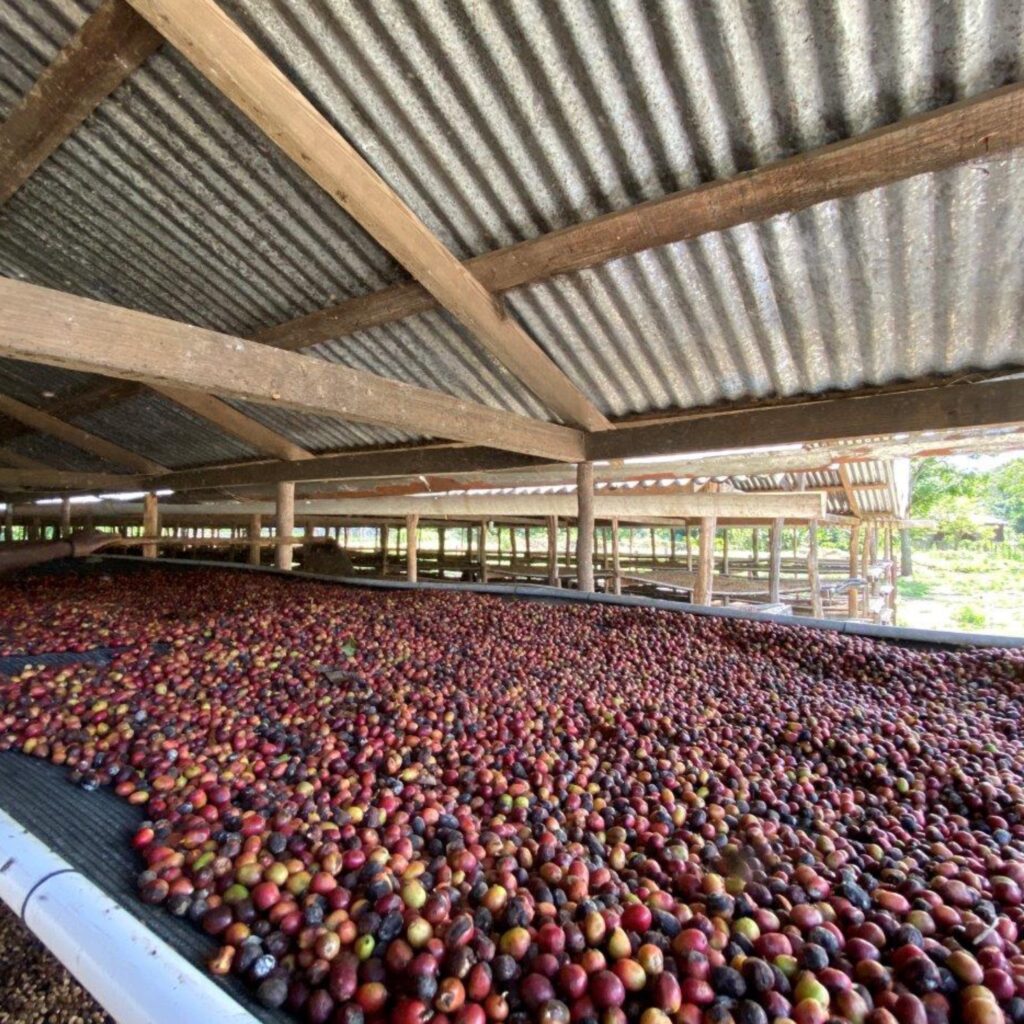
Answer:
946;451;1024;471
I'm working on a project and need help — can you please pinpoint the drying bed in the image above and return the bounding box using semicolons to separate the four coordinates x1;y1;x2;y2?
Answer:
1;562;1024;1024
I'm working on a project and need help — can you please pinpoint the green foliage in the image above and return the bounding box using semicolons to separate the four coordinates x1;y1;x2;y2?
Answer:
990;460;1024;534
897;578;931;599
953;605;987;630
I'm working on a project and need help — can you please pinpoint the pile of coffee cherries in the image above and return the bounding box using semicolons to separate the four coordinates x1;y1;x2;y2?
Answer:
2;566;1024;1024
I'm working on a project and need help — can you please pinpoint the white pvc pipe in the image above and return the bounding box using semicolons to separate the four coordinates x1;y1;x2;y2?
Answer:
0;807;259;1024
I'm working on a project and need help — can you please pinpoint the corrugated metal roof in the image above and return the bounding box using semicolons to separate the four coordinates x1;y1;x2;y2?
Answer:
72;393;259;468
0;0;1022;467
0;358;94;405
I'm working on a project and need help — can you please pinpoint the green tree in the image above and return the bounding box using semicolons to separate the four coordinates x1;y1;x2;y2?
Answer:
989;460;1024;534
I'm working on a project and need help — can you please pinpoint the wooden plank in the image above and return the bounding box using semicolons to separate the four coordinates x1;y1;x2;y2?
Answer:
152;386;313;462
0;451;57;470
125;0;609;432
0;279;586;463
768;518;784;603
576;462;595;592
0;0;162;205
254;84;1024;350
694;517;716;605
587;380;1024;462
0;392;165;473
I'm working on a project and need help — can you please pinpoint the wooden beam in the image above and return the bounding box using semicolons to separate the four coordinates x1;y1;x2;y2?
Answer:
0;0;162;205
0;392;165;473
253;84;1024;350
275;480;295;571
576;462;595;592
152;386;313;462
195;491;824;521
837;464;861;517
610;518;621;596
0;469;135;491
848;523;861;618
124;0;608;432
587;380;1024;462
0;279;586;463
694;517;716;606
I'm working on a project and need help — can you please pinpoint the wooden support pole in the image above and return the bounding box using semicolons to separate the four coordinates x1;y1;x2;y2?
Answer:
768;518;784;604
650;526;657;565
900;527;913;577
576;462;595;593
142;492;158;559
478;520;488;584
685;523;692;571
3;504;13;543
611;517;621;596
60;496;72;538
381;524;389;576
510;526;517;564
248;513;262;566
721;528;729;575
437;526;445;572
524;525;531;564
808;519;823;618
275;480;295;571
406;513;419;583
848;523;861;617
694;517;716;606
752;527;759;571
547;515;559;587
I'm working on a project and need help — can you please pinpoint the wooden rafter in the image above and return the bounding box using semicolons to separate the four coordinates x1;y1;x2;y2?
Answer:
0;0;162;205
0;469;137;490
587;380;1024;462
253;84;1024;350
837;464;862;517
124;0;610;431
0;393;165;474
0;279;585;464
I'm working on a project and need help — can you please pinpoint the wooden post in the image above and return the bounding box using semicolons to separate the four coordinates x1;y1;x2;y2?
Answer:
650;526;657;566
792;527;799;562
478;520;488;583
406;513;419;583
900;526;913;577
752;527;759;572
275;480;295;571
547;515;559;587
669;528;676;565
3;504;13;544
438;527;445;574
768;518;783;603
524;525;531;564
694;517;716;605
248;513;262;566
685;523;692;571
30;517;40;542
721;528;729;575
848;523;861;617
380;524;389;576
611;517;621;595
142;492;159;559
576;461;595;593
60;496;72;538
510;525;517;564
808;519;823;618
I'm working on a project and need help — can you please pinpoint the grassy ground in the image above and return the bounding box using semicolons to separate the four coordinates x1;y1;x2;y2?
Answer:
897;548;1024;637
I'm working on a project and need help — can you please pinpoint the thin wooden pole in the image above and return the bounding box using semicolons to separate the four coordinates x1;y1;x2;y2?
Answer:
406;513;419;582
694;517;716;605
547;515;559;587
479;520;488;583
808;519;823;618
576;461;595;593
721;528;729;575
611;517;621;595
142;492;159;559
3;504;13;544
768;518;783;603
752;527;759;572
438;526;445;573
248;513;262;566
275;480;295;570
685;523;692;571
60;496;72;538
848;523;861;617
650;526;657;566
380;524;389;576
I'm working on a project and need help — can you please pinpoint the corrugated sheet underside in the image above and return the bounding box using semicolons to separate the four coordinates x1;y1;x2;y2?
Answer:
1;0;1023;471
